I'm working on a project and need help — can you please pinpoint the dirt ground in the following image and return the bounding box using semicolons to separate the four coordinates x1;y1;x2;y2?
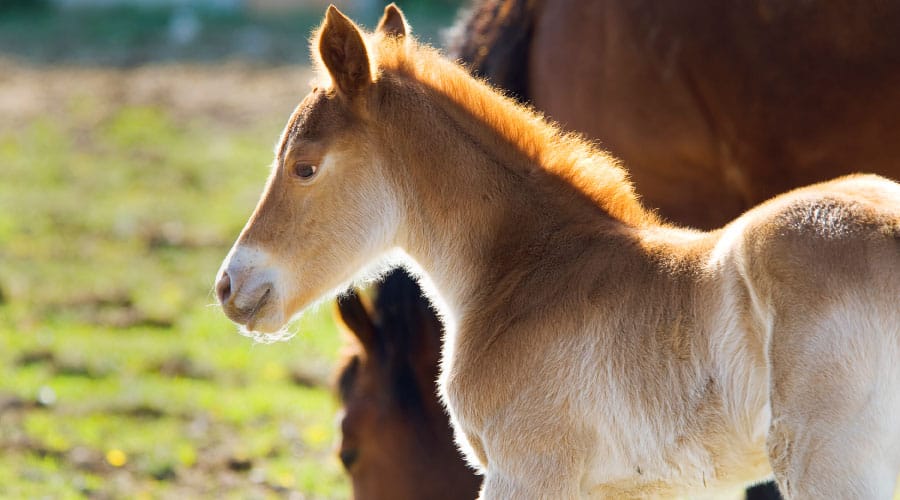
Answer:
0;58;313;131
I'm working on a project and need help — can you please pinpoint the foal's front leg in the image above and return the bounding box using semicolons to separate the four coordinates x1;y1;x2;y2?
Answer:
480;469;582;500
474;416;591;500
479;459;588;499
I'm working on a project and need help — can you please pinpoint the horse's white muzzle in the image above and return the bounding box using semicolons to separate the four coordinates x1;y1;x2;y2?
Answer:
216;245;285;333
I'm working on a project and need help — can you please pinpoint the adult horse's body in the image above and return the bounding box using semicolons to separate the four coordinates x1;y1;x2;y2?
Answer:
217;5;900;498
448;0;900;229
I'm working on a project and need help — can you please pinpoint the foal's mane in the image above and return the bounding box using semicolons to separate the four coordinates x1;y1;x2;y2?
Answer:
314;27;656;227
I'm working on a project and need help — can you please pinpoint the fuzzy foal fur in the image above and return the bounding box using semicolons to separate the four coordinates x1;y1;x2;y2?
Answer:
218;6;900;498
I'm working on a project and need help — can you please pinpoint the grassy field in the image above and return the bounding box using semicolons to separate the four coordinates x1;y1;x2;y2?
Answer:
0;62;352;498
0;3;467;497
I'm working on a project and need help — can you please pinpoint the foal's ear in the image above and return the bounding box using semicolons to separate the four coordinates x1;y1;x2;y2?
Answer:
336;290;378;352
376;3;408;38
319;5;372;96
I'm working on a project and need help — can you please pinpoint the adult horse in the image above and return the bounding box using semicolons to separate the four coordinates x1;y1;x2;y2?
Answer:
447;0;900;229
217;5;900;498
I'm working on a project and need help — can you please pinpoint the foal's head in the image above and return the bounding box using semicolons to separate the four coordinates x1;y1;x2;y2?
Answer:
216;5;412;337
215;3;639;337
334;268;481;500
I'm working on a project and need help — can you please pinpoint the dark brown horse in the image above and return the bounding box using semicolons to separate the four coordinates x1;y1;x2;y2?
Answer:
448;0;900;229
335;1;900;498
335;268;481;500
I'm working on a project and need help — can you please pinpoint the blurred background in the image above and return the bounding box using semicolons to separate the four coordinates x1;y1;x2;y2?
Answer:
0;0;463;498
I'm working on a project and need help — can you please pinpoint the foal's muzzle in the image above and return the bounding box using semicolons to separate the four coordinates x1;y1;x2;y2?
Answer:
217;270;273;324
216;245;284;332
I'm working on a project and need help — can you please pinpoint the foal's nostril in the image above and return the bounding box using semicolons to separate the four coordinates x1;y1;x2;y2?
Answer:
216;272;232;304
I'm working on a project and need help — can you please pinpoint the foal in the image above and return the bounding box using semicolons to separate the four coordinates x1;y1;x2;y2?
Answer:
217;5;900;498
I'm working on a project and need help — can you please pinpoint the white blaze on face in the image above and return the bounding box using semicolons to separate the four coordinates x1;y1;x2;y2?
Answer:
217;244;288;334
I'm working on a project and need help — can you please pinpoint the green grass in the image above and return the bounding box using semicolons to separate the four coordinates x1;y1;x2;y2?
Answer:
0;71;350;498
0;2;468;492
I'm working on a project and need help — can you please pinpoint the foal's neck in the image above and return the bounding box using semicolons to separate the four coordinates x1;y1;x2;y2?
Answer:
385;74;658;323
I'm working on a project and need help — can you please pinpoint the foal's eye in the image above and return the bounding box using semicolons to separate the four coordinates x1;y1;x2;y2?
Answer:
292;162;319;181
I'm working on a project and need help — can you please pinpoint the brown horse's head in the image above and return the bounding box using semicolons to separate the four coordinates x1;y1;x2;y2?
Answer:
216;5;411;339
334;268;480;500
